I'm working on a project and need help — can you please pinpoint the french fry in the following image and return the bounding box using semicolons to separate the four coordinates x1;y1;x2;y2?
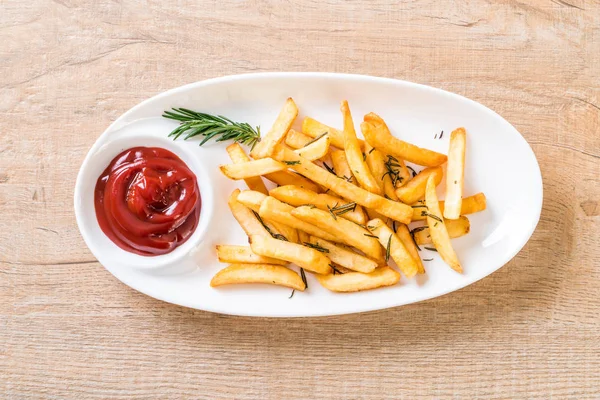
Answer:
249;235;331;275
263;170;321;193
308;236;377;273
395;224;425;274
361;113;447;167
425;175;462;273
228;189;271;237
291;206;383;261
237;191;299;243
210;263;305;290
302;117;346;149
413;216;470;245
316;267;400;292
298;230;311;244
444;127;467;219
251;98;298;159
411;193;486;221
272;146;413;224
364;143;394;199
285;129;313;149
330;149;357;185
220;158;287;180
294;134;330;161
390;155;412;188
216;245;288;265
258;196;338;242
368;218;419;278
226;143;268;195
395;166;443;205
269;185;367;225
341;101;382;194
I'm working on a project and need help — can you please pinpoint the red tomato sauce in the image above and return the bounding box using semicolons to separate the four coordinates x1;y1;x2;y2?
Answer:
94;147;201;256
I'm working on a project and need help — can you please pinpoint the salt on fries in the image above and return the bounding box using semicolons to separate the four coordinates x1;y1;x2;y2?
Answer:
210;263;305;290
214;98;483;293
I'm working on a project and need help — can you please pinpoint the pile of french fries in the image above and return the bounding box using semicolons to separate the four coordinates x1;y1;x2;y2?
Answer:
211;98;487;293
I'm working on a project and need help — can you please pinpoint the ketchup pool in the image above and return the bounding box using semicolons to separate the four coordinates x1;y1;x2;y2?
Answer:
94;147;201;256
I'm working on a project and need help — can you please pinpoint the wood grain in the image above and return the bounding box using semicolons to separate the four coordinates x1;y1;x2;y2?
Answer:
1;0;599;398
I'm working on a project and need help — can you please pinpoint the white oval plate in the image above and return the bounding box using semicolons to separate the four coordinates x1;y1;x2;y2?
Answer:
75;72;542;317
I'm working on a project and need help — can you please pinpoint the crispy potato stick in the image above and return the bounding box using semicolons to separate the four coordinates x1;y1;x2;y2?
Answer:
411;193;486;221
285;129;313;149
226;143;268;195
298;230;311;244
368;218;419;278
341;101;382;194
361;113;447;167
211;263;305;290
425;175;462;273
272;146;413;224
291;206;383;261
395;224;425;274
413;216;470;245
444;127;467;219
330;149;357;185
269;185;367;225
294;134;330;161
249;235;331;275
216;245;288;265
263;170;321;193
308;236;377;273
396;166;443;204
316;267;400;292
302;117;345;149
220;158;287;180
251;98;298;159
228;189;271;237
259;196;338;242
237;191;299;243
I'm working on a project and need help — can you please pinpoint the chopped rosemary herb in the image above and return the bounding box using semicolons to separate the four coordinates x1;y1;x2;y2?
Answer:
407;165;418;177
289;289;295;298
385;235;392;262
283;160;300;165
299;204;316;208
326;204;337;220
423;258;434;261
364;233;378;238
362;153;366;161
330;263;343;275
410;226;427;251
329;202;357;216
392;220;397;233
439;130;444;139
411;204;428;209
382;155;404;187
304;132;328;146
421;211;443;223
424;247;438;252
368;147;376;154
252;210;288;241
300;268;308;288
303;242;329;253
323;162;336;175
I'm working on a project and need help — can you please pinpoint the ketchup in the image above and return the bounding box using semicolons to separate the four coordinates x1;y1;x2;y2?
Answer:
94;147;201;256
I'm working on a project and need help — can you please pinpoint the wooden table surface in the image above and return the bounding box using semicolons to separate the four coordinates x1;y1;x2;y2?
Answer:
2;0;599;398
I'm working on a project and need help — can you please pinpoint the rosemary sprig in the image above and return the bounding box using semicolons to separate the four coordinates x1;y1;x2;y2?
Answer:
385;235;392;263
163;108;261;148
252;210;288;241
303;242;329;253
420;211;443;223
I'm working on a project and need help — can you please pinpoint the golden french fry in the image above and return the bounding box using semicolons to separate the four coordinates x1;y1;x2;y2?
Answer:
411;193;486;221
361;113;447;167
330;149;356;185
425;175;462;272
220;158;287;180
316;267;400;292
395;166;443;204
302;117;345;149
211;263;305;290
395;224;425;274
444;127;467;219
251;98;298;159
341;101;382;194
263;170;321;193
258;196;338;242
269;185;367;225
285;129;313;149
226;143;268;195
291;206;383;261
364;143;394;199
298;230;311;244
237;191;299;243
249;235;331;275
272;146;413;224
216;245;288;265
294;134;330;161
228;189;271;237
308;236;377;273
368;218;419;278
413;216;470;245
